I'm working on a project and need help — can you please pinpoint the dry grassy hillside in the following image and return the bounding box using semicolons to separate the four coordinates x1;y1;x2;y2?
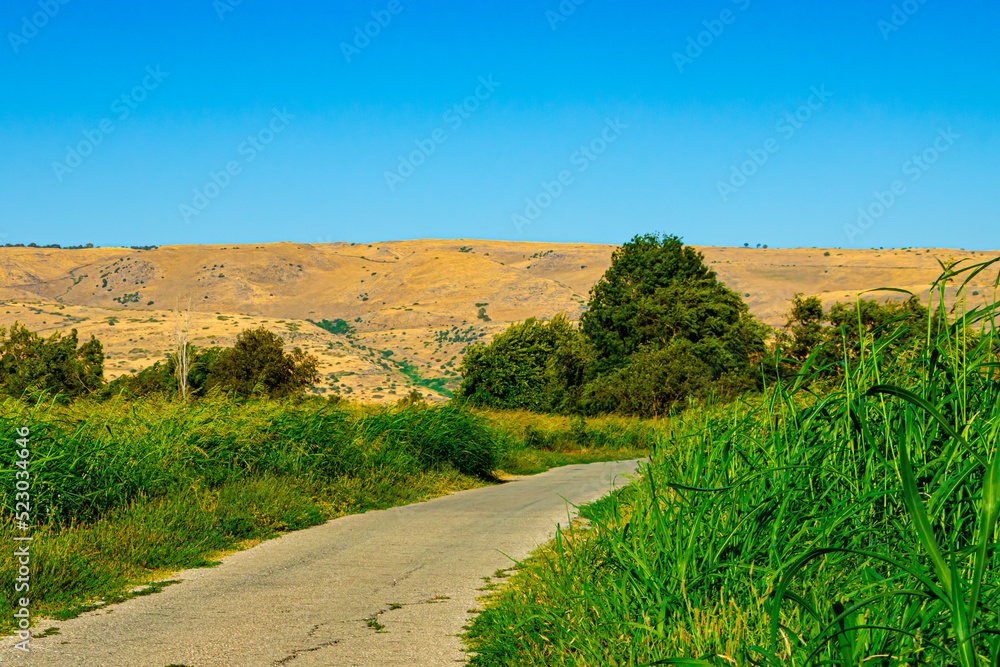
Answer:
699;246;1000;325
1;240;996;403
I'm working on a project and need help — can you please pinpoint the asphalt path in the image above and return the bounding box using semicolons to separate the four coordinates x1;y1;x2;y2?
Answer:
1;459;644;666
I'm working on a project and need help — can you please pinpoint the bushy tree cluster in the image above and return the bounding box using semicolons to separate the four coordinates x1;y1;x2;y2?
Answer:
207;327;319;398
456;314;587;413
0;324;104;401
456;234;770;417
777;292;931;374
110;327;319;400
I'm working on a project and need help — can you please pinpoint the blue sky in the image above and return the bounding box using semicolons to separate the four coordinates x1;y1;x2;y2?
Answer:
1;0;997;249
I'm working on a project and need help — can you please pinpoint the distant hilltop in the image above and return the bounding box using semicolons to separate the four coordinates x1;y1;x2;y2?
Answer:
1;240;994;327
1;240;995;404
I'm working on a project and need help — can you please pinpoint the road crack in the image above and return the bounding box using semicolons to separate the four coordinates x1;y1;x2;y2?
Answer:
272;638;341;665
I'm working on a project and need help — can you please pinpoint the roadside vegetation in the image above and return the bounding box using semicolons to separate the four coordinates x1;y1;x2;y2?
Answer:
464;258;1000;665
0;301;651;635
0;394;650;634
7;231;995;663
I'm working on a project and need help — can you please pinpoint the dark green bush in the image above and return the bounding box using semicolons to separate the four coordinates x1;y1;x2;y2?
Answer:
458;233;769;417
206;327;320;399
0;323;104;402
456;314;586;412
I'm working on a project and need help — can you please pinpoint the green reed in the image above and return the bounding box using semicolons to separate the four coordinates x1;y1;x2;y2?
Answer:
465;258;1000;666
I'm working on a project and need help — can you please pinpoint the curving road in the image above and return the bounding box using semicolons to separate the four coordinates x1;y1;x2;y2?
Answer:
1;459;643;667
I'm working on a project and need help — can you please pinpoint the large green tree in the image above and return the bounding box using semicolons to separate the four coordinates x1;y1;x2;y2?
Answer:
458;234;769;416
0;324;104;401
206;327;320;398
581;234;768;387
581;234;718;371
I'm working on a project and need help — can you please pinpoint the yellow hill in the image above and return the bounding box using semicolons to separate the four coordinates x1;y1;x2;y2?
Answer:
1;240;996;403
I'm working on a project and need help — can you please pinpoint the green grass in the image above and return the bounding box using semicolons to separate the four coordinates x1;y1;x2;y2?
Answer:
394;358;454;397
464;260;1000;666
308;318;355;336
475;409;659;476
0;396;652;635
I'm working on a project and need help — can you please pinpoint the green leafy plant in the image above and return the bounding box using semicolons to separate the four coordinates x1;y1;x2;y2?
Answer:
464;258;1000;666
0;324;104;402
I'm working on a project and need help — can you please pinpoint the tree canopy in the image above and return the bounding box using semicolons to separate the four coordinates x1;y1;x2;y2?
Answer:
206;327;319;399
0;323;104;401
457;234;770;416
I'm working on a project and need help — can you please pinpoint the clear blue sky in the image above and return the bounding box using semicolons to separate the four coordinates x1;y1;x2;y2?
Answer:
1;0;997;249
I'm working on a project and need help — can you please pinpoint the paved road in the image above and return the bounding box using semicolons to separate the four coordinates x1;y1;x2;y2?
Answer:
1;459;643;666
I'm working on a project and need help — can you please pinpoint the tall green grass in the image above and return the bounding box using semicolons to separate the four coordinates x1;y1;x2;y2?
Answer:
474;409;664;475
0;397;500;526
0;396;652;634
464;259;1000;666
0;398;505;631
